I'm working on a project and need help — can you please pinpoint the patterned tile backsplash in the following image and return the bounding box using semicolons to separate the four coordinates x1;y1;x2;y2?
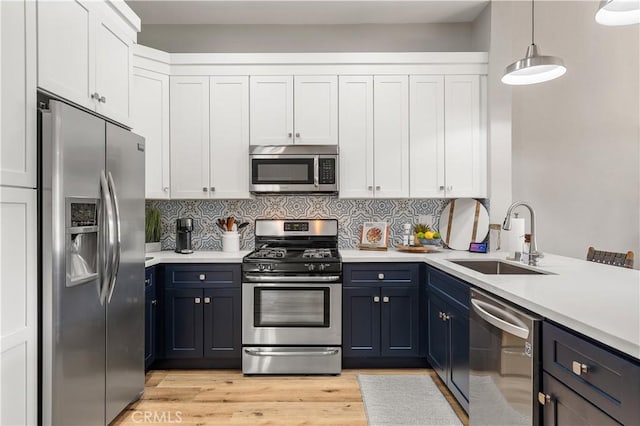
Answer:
147;196;488;251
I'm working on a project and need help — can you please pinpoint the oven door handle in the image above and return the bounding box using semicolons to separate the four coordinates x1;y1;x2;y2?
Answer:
244;349;339;357
244;274;341;283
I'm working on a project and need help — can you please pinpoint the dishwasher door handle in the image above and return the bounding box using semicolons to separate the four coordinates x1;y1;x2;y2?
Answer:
471;298;530;339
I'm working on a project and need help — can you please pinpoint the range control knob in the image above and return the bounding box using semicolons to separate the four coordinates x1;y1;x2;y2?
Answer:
318;263;331;271
305;263;316;271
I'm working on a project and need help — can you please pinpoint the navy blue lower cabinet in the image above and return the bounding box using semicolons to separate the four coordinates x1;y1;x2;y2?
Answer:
144;267;157;370
342;287;381;357
203;288;241;358
342;263;423;366
426;266;470;412
164;288;204;358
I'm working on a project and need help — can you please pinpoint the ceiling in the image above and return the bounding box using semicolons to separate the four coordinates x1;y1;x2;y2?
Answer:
126;1;490;25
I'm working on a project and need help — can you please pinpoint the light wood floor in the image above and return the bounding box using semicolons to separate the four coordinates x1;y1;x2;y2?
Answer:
111;369;468;425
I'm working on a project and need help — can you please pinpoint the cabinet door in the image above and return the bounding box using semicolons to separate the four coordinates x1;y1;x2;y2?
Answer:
1;0;36;188
380;286;419;357
409;76;445;198
164;288;203;358
0;187;37;426
448;302;470;409
373;76;409;198
542;372;619;426
444;75;482;198
203;288;241;359
37;0;94;110
427;292;449;382
94;15;132;126
170;76;210;199
343;287;381;357
132;68;170;199
209;76;250;199
250;76;293;145
294;76;338;145
338;76;374;198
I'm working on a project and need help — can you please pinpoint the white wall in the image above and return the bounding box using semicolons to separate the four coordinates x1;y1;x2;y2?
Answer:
508;1;640;264
138;23;475;52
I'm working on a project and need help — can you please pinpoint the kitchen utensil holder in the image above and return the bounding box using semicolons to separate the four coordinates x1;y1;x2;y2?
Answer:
222;231;240;253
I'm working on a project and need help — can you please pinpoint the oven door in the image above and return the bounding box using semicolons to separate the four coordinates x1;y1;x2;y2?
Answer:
242;282;342;345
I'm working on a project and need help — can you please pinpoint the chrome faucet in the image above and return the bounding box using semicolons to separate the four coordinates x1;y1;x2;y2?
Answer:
503;201;541;266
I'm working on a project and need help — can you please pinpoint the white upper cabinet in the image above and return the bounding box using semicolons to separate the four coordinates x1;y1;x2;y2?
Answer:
209;76;250;199
409;74;486;198
373;76;409;198
444;75;484;198
132;68;170;199
250;75;338;145
170;76;210;199
409;76;445;198
37;0;138;126
338;76;374;198
37;0;93;110
1;0;36;189
294;76;338;145
250;76;293;145
94;15;133;126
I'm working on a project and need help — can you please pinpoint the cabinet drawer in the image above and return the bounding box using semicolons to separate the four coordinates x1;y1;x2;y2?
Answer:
165;264;241;288
427;267;469;310
542;321;639;425
345;263;419;286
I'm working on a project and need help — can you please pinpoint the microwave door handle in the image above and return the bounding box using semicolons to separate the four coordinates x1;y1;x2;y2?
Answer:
314;156;319;188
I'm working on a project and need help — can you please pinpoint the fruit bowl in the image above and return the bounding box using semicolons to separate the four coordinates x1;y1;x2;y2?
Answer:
419;238;442;246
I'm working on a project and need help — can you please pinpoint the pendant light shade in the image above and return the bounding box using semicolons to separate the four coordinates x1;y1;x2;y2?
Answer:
502;0;566;86
595;0;640;26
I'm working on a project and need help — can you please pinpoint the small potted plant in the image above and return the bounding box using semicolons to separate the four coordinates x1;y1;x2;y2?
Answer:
145;207;162;252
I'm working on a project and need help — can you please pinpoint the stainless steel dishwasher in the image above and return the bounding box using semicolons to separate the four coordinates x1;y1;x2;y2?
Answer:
469;289;541;426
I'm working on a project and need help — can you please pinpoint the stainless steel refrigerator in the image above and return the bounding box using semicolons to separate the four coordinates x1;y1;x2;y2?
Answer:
40;99;145;425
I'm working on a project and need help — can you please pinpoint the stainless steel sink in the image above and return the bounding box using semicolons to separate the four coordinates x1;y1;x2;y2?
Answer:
449;260;548;275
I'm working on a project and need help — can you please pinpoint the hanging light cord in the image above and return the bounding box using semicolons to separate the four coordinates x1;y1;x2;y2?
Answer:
531;0;535;45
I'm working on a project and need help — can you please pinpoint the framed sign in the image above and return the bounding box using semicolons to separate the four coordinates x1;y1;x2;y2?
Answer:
359;222;389;250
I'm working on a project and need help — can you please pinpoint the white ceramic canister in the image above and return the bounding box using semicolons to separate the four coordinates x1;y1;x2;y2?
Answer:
222;231;240;253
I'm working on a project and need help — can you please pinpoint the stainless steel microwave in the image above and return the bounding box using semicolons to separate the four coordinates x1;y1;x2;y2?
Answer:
249;145;339;194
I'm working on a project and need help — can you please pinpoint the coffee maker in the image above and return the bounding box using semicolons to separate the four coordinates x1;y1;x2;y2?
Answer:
175;218;194;254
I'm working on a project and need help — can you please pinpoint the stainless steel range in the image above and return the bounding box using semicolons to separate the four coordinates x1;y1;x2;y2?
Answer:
242;219;342;374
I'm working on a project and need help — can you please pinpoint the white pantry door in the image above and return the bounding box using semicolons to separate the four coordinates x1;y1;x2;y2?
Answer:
250;76;293;145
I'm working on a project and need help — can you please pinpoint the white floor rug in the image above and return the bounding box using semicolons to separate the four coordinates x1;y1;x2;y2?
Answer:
357;374;463;426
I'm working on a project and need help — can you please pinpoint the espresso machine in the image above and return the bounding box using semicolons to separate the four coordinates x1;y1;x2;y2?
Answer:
175;218;194;254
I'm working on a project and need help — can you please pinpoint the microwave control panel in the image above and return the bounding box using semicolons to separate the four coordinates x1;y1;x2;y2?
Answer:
318;158;336;184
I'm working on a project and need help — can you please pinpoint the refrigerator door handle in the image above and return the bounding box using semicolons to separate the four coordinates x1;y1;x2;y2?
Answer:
99;171;115;305
107;172;122;303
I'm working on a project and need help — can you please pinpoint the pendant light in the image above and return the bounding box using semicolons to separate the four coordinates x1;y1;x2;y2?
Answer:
595;0;640;26
502;0;566;85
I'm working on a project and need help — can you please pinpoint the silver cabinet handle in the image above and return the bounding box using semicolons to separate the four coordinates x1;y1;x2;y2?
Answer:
439;185;445;190
538;392;552;405
377;273;385;280
295;132;300;138
151;299;157;306
99;96;106;103
144;279;151;286
195;297;201;304
210;187;215;192
163;187;169;192
204;297;211;304
572;361;588;375
376;186;381;191
447;185;453;191
438;312;443;319
202;187;208;192
91;92;100;100
199;274;206;281
443;313;450;321
382;296;389;303
373;296;380;303
368;186;373;191
288;132;293;138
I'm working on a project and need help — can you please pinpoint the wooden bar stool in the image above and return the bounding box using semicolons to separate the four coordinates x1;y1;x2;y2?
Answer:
587;247;634;268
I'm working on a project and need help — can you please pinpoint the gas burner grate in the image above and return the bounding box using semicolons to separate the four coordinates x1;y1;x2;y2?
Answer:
302;249;333;259
252;248;287;259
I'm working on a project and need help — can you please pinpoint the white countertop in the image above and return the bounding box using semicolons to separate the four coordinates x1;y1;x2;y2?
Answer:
145;248;640;359
342;248;640;360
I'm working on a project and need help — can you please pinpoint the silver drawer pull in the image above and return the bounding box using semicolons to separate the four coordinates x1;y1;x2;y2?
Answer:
195;297;201;304
199;274;206;281
382;296;389;303
245;349;338;357
537;392;552;405
204;297;211;304
378;273;385;280
572;361;588;375
373;296;380;303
